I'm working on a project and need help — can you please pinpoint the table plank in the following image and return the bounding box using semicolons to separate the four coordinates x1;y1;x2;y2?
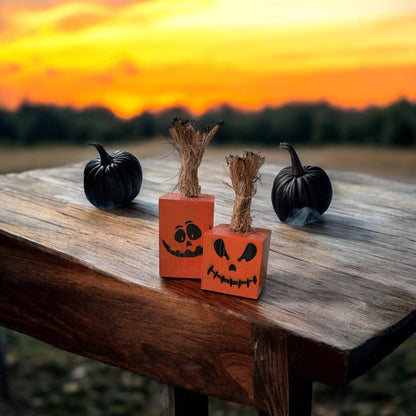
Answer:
1;154;416;403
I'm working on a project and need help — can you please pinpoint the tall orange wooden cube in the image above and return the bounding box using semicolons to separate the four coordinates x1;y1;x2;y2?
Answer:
201;224;271;299
159;193;214;279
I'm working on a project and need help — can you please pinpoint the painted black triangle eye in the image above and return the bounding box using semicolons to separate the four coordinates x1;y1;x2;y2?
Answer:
214;238;230;260
186;223;202;240
238;243;257;262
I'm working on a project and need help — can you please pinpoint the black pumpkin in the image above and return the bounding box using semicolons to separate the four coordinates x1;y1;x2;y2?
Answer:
271;142;332;222
84;143;142;209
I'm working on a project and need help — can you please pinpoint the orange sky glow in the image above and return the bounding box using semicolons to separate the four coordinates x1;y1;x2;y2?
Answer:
1;0;415;118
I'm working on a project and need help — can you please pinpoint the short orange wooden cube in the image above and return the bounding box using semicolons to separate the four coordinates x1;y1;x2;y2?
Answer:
201;224;271;299
159;193;214;279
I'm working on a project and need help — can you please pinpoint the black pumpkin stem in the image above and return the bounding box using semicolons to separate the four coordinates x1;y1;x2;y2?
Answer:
89;143;113;165
280;142;305;177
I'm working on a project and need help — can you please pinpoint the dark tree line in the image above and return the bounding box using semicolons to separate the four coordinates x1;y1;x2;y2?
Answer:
1;99;415;146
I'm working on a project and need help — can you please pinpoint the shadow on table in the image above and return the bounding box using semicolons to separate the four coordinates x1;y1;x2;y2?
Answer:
287;212;377;242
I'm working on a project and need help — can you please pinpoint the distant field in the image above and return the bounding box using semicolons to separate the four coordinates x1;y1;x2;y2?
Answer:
1;140;415;180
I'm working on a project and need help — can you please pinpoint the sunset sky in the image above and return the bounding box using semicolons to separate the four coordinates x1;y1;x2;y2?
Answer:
1;0;415;118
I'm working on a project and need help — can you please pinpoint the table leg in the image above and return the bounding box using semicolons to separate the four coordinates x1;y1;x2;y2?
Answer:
287;378;312;415
163;385;209;416
254;328;312;416
256;378;312;416
0;327;9;399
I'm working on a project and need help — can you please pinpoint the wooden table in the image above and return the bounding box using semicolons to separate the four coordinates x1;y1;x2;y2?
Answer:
1;154;415;415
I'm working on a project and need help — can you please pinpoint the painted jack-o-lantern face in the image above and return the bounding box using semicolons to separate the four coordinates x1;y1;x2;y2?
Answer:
201;224;271;299
159;193;214;279
162;220;203;258
207;238;258;287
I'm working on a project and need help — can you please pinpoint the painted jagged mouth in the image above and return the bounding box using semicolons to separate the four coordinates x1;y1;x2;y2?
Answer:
207;265;257;288
163;240;203;258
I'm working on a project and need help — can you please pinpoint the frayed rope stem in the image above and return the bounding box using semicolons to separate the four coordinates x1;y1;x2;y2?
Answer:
226;151;265;233
169;118;223;197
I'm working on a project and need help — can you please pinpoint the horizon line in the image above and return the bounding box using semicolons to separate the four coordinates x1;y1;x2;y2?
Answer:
1;96;414;121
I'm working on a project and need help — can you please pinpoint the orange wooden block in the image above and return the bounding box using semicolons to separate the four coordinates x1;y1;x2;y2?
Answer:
201;224;271;299
159;193;215;279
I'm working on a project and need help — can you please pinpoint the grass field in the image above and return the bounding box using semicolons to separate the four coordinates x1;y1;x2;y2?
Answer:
1;140;416;415
2;330;416;416
1;140;415;180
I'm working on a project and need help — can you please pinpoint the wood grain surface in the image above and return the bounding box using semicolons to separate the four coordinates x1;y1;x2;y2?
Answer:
1;152;415;412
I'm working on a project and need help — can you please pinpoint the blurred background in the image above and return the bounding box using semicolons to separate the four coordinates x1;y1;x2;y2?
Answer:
1;0;415;415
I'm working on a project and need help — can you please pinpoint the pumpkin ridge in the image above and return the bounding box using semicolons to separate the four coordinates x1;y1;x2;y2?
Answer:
93;167;107;208
109;167;128;206
84;164;99;206
123;158;143;196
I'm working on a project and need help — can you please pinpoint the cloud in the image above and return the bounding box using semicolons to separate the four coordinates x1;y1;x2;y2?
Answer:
45;67;60;77
0;0;151;9
0;63;21;74
89;73;114;84
119;60;140;76
0;0;168;39
81;60;140;85
55;12;106;31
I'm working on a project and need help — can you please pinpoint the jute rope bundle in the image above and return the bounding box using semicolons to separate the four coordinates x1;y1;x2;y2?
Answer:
226;151;265;233
169;118;223;197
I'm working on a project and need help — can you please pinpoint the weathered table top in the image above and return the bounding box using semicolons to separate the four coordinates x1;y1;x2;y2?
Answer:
1;153;415;412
